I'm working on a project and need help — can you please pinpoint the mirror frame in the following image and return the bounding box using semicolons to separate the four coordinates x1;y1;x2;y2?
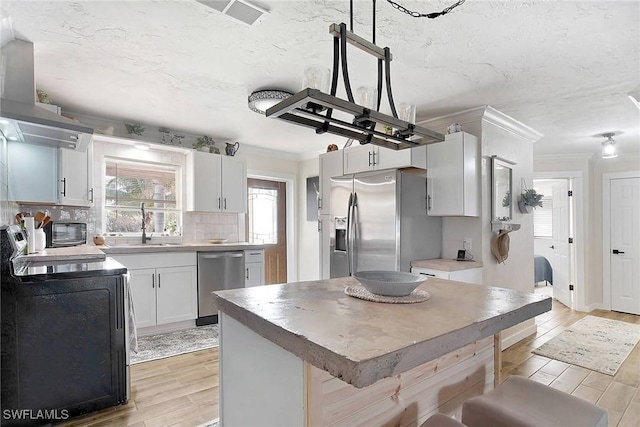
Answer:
491;156;514;222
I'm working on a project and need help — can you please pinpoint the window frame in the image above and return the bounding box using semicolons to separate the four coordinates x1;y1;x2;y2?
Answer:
103;156;182;236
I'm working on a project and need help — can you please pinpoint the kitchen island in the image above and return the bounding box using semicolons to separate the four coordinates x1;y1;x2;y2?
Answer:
213;277;551;426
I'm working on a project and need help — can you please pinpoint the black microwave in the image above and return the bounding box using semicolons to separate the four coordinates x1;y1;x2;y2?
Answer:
43;222;87;248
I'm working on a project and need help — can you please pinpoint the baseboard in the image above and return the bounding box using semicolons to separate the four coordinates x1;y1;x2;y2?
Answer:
501;323;538;349
586;303;606;312
137;320;196;337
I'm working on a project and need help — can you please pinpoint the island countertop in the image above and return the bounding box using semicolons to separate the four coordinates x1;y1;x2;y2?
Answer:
213;277;551;388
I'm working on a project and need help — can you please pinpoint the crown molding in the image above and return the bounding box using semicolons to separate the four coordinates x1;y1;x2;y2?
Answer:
534;153;595;162
482;106;544;143
418;105;543;143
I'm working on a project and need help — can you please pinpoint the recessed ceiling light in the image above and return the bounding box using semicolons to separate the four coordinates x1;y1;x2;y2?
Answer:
248;90;292;115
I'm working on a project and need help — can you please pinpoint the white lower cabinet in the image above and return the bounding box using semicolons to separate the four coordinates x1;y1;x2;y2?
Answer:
113;253;197;329
245;250;265;287
411;266;483;285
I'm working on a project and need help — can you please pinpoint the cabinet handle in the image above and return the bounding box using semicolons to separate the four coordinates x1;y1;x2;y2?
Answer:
152;274;155;288
318;197;322;210
224;198;227;210
372;151;377;166
60;177;67;197
368;151;372;166
318;220;321;232
89;188;94;203
158;274;161;288
419;272;436;277
218;197;221;209
249;252;261;255
246;268;249;280
427;195;432;211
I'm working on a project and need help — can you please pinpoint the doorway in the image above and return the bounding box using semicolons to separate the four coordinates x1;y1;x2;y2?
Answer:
603;172;640;315
533;179;574;308
533;172;585;311
246;178;287;284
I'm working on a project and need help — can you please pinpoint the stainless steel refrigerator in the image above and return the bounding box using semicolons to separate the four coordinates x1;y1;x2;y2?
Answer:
329;170;442;277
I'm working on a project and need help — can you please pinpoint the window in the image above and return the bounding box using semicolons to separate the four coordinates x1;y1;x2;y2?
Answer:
533;195;553;238
104;158;181;235
247;186;277;244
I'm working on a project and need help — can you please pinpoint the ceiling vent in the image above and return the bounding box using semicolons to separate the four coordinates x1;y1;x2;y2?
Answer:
196;0;269;26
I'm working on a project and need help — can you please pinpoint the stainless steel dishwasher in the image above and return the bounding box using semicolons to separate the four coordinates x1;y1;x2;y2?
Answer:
196;251;245;325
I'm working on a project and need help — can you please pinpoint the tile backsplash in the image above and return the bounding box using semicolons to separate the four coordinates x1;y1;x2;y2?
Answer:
182;212;240;243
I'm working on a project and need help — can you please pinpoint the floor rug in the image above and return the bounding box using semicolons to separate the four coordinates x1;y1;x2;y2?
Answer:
131;324;219;364
533;315;640;376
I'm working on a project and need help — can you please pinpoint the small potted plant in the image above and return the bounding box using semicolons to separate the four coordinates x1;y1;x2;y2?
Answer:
124;123;145;137
193;136;220;154
518;189;543;213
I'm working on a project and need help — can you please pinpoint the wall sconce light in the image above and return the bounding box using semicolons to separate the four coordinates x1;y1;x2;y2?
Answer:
601;132;617;159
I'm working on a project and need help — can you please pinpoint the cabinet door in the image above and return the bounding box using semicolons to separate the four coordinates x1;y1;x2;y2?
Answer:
187;151;222;212
7;141;58;203
129;268;157;328
245;263;264;287
59;145;93;206
411;267;449;280
374;146;412;171
155;265;197;325
221;157;247;213
427;135;464;216
319;150;344;216
449;268;483;285
343;144;374;174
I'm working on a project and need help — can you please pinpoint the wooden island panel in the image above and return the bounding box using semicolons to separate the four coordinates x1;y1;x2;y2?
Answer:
307;336;493;426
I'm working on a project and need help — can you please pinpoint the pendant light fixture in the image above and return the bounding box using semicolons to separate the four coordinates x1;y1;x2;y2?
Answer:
601;132;618;159
265;0;448;150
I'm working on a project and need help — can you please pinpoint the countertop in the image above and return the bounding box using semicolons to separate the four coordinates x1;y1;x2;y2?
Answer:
213;277;551;388
411;258;483;271
20;244;106;262
100;242;265;254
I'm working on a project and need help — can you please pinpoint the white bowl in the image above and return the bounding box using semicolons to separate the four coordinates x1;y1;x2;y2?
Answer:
352;271;427;297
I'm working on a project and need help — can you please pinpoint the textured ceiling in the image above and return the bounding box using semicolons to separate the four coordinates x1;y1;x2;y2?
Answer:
2;0;639;157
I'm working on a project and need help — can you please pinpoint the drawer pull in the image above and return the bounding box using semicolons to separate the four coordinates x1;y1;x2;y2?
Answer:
419;273;436;277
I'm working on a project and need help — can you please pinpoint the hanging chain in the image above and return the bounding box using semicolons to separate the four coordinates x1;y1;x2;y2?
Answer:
386;0;466;19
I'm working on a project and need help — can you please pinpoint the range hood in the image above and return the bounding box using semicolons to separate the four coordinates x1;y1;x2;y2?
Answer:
0;39;92;151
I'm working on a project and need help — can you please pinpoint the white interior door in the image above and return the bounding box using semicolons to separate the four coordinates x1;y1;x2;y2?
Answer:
552;180;572;308
610;177;640;314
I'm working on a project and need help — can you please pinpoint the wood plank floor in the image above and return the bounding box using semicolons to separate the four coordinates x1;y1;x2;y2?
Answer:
59;296;640;426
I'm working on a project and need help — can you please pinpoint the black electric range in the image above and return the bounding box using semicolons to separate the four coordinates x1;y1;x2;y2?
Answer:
1;225;131;426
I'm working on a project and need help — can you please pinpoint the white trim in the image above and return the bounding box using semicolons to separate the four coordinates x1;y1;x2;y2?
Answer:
501;323;538;349
534;172;586;311
418;105;543;143
136;320;195;337
535;153;595;162
247;169;297;282
586;303;605;312
602;170;640;311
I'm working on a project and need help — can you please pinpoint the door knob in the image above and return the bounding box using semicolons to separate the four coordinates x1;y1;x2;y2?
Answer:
549;245;554;249
612;249;625;254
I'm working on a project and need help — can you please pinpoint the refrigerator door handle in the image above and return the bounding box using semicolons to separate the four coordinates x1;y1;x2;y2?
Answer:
350;192;358;275
346;193;353;276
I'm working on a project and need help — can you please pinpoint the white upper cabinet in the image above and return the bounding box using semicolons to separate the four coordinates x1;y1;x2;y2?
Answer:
343;144;426;175
58;144;94;206
426;132;479;217
318;150;344;216
187;151;247;213
8;141;93;206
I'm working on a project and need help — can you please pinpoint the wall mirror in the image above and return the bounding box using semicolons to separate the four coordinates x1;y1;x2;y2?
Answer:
491;156;514;221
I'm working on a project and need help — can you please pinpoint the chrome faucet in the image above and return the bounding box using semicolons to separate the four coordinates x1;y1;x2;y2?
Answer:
141;202;151;244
